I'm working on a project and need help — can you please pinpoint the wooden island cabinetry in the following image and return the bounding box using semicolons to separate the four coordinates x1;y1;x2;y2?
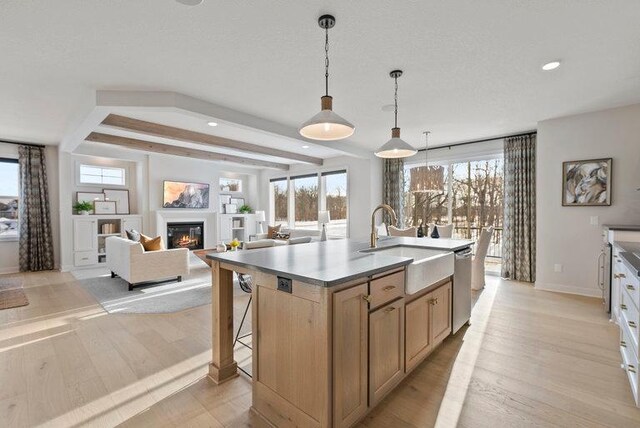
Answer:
234;264;454;428
207;239;470;428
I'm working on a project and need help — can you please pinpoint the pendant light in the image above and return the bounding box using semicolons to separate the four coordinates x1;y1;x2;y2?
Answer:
375;70;417;158
299;15;355;141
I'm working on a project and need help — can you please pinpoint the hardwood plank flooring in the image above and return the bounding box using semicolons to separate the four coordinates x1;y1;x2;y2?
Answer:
0;271;638;427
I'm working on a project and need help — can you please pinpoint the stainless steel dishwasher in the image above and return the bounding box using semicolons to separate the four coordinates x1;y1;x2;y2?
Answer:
452;247;473;334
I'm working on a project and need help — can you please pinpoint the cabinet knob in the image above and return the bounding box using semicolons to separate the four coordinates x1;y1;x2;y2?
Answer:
429;298;439;305
383;286;396;292
626;284;636;291
619;273;626;278
621;304;627;310
629;364;637;374
384;306;396;313
614;274;620;279
629;321;637;329
621;340;627;348
362;295;372;303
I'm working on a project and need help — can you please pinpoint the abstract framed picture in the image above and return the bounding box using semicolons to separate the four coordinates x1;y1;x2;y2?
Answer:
163;181;210;209
93;200;117;215
103;189;130;214
562;158;612;206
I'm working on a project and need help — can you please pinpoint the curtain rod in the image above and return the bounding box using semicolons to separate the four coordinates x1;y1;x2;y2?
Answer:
0;139;46;148
417;130;536;152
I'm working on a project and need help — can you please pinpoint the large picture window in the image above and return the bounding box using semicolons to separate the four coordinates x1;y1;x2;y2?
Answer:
403;155;504;270
0;158;19;240
268;169;348;238
269;178;289;227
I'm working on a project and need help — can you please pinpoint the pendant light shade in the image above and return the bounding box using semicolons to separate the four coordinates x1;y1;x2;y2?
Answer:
299;15;355;141
375;70;417;159
299;96;355;140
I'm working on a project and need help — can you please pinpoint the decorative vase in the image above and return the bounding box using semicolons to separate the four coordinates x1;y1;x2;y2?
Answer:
321;224;327;241
430;225;440;239
79;210;89;216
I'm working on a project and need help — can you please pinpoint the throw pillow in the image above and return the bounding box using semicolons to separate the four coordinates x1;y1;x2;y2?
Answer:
267;224;281;239
126;229;141;242
140;234;164;251
275;232;290;240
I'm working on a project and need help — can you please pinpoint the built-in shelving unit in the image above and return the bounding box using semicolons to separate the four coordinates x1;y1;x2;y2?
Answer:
72;215;142;268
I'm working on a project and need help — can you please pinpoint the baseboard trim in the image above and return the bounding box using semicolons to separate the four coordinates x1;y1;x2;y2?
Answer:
0;266;19;275
534;282;603;298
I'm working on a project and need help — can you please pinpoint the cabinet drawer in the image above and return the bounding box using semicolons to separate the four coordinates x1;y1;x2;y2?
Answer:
74;251;97;266
621;326;639;406
621;289;640;355
621;265;640;311
369;271;404;310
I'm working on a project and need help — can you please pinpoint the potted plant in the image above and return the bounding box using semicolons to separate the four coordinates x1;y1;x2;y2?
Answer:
238;204;252;214
73;201;93;215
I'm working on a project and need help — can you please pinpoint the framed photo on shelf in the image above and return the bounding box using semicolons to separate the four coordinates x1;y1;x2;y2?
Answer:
225;203;238;214
562;158;612;206
230;197;244;206
93;200;117;215
76;192;104;204
219;194;231;213
103;189;130;214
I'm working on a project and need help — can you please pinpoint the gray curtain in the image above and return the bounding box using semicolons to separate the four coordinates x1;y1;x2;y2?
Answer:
18;145;54;272
382;158;404;227
501;134;536;282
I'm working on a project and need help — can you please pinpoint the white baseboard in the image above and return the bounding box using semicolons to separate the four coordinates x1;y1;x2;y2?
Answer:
0;266;19;275
534;282;602;298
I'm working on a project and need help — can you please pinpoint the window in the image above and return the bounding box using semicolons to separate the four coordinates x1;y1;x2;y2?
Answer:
403;155;504;271
268;170;349;238
322;170;348;238
292;174;319;230
269;178;288;227
220;177;242;192
0;158;19;240
79;164;126;186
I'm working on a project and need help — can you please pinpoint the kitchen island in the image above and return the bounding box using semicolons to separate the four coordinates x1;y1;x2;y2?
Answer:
206;237;473;428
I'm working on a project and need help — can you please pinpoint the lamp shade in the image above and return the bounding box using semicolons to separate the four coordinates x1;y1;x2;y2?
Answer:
299;96;355;141
318;210;331;224
255;210;266;222
375;128;417;158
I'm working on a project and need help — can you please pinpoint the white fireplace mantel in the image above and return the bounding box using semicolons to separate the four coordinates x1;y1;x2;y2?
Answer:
156;210;218;249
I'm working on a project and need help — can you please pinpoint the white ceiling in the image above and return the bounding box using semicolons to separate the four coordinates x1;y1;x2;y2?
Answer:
1;1;639;151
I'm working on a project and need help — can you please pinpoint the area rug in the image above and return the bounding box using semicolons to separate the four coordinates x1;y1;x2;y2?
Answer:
0;279;29;310
77;254;212;314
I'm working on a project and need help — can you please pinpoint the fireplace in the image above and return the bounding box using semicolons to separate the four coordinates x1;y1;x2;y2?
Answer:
167;222;204;250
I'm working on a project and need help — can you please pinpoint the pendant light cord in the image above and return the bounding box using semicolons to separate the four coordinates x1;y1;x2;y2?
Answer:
394;75;399;128
325;27;330;96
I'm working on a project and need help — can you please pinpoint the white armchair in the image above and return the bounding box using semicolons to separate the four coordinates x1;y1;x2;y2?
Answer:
106;237;190;291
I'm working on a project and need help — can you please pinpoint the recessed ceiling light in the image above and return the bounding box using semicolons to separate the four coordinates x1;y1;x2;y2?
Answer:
207;121;218;127
542;61;561;71
302;145;310;149
176;0;203;5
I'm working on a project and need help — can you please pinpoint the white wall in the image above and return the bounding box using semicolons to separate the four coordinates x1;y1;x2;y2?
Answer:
259;155;383;241
536;103;640;297
0;143;60;274
146;154;260;236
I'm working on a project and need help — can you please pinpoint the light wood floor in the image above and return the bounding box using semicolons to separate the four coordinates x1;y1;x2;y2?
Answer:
1;272;639;427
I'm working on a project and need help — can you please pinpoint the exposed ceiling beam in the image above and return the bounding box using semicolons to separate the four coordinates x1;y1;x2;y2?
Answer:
100;114;323;165
85;132;290;170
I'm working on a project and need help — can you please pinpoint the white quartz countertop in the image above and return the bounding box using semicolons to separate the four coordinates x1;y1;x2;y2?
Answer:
206;236;474;287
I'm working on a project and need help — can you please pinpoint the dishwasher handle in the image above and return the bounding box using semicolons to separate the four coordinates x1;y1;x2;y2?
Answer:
455;248;473;259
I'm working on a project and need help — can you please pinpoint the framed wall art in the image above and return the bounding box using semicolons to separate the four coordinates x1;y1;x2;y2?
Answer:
562;158;612;206
103;189;130;214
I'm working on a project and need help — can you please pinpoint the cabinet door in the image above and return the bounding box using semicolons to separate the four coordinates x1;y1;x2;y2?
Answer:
369;298;405;406
333;283;368;428
73;218;97;252
122;217;142;234
430;281;452;346
219;215;232;242
405;293;432;373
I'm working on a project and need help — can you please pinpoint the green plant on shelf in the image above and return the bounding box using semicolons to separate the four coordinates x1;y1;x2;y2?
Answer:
238;204;252;214
73;201;93;214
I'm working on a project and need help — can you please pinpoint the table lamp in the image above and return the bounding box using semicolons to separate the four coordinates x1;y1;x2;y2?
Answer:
318;210;331;241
